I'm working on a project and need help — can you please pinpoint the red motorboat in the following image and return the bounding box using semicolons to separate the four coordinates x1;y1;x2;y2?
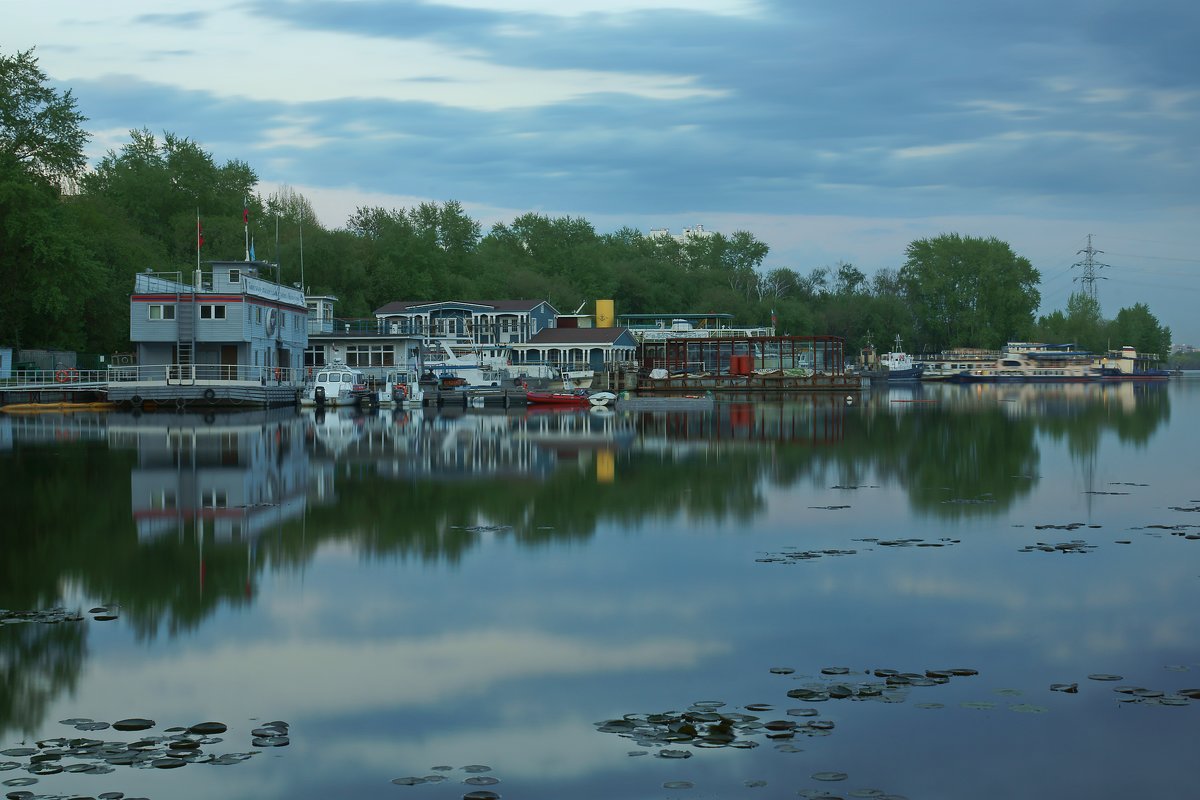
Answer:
525;390;592;406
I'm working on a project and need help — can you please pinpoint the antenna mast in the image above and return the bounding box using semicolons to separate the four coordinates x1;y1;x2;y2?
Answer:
1072;233;1110;306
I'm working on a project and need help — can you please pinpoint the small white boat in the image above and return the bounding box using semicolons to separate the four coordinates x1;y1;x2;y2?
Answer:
301;362;376;407
375;370;425;408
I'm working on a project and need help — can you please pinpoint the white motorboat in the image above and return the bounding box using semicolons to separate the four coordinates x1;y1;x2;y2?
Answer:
301;362;376;407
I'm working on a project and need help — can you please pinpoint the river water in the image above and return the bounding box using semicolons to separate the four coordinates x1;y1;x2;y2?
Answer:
2;379;1198;800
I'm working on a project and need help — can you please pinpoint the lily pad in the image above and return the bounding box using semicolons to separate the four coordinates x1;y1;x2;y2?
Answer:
113;718;156;732
658;749;692;759
812;771;849;781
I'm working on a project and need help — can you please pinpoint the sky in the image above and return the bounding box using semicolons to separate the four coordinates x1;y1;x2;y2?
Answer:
8;0;1200;343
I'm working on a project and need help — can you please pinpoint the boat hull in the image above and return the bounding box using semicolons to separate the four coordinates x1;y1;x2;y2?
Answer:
526;391;592;406
948;373;1096;384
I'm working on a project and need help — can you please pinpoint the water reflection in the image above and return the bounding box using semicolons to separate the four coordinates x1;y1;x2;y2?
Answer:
0;383;1173;749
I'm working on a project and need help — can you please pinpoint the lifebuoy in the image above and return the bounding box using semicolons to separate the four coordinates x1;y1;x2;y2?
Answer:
203;388;216;401
307;366;313;378
274;367;282;382
394;384;407;400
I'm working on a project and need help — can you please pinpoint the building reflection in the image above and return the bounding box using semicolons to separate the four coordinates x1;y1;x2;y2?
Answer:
109;410;310;544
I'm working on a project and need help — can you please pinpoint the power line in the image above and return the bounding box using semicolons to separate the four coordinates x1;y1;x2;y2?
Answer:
1105;251;1200;264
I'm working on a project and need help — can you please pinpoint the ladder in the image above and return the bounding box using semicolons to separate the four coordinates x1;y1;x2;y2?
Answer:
174;284;196;384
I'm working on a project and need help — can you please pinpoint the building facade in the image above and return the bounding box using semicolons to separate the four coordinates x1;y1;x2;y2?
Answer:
130;261;308;379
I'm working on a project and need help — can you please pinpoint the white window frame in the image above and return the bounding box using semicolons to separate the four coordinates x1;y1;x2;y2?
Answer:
148;304;176;321
199;304;227;320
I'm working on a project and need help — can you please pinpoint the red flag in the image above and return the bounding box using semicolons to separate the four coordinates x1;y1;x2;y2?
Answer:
243;200;249;225
197;219;204;249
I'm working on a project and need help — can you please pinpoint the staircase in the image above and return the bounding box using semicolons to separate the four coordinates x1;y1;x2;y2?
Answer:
175;288;196;384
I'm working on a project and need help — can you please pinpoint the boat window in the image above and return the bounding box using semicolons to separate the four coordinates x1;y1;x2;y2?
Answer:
342;374;353;382
317;372;328;381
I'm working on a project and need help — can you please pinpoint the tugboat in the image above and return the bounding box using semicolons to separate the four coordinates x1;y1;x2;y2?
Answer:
861;335;923;382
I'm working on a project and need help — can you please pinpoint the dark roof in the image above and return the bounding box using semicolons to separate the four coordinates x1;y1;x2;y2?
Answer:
617;312;735;320
375;299;550;314
522;328;632;345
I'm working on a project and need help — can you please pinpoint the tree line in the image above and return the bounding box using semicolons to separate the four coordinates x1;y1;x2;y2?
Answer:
1;47;1171;361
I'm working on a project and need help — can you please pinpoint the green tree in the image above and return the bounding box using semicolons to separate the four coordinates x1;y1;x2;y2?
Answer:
0;47;88;183
0;46;99;348
82;129;258;264
899;234;1040;350
1109;303;1171;358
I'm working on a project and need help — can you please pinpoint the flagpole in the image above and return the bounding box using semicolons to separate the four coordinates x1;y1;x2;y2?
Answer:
299;207;305;292
196;208;201;271
244;196;250;261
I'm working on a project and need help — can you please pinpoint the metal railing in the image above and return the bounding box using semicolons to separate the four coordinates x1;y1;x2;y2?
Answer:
105;364;304;386
2;369;111;389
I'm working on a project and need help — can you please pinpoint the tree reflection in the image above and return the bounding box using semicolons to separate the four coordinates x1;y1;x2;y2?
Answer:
0;384;1170;738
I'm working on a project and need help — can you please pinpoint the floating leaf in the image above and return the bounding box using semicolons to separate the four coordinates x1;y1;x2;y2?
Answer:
658;749;692;759
391;777;427;786
113;718;155;732
1088;674;1124;682
812;771;849;781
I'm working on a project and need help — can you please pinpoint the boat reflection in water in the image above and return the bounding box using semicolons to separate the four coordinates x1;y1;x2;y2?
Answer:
113;410;311;545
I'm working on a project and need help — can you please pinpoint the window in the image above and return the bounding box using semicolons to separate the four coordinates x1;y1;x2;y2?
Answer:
304;346;326;368
148;304;176;320
201;488;228;509
199;304;226;319
345;345;394;367
229;269;241;284
256;307;263;324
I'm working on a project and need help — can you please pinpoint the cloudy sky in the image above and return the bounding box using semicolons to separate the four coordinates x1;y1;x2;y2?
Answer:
10;0;1199;342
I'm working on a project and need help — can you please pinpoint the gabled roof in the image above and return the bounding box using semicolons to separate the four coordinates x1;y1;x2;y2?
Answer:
375;299;552;315
521;328;634;345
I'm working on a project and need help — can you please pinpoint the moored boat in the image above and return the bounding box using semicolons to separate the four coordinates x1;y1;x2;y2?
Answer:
916;348;1001;381
1095;346;1170;382
861;335;923;382
948;346;1099;383
301;362;377;406
525;389;615;407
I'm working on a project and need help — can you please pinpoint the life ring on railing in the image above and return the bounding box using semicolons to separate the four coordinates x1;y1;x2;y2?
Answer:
203;388;216;401
274;367;282;382
307;366;313;378
55;368;78;383
394;384;407;400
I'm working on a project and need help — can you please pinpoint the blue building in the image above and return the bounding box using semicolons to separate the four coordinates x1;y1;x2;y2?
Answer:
112;261;307;407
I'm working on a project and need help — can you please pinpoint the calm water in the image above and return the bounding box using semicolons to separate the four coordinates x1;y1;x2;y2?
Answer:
2;380;1198;800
